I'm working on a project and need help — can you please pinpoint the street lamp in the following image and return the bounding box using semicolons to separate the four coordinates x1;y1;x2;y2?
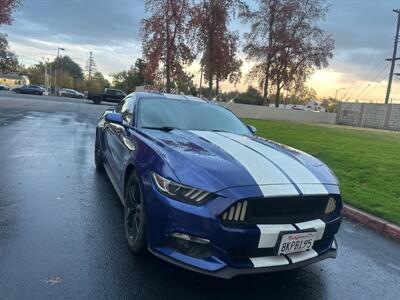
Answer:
41;57;50;93
54;47;66;93
57;47;65;58
335;88;346;101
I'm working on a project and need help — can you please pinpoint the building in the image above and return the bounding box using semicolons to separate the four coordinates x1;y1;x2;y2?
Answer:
0;73;30;88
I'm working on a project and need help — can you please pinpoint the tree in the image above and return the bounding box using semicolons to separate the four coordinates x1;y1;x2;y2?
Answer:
191;0;244;97
242;0;334;107
85;51;97;80
56;70;75;89
85;71;110;93
215;86;263;105
141;0;195;92
0;33;19;73
235;86;264;105
285;86;318;105
112;58;152;93
24;62;45;85
0;0;21;25
52;55;84;81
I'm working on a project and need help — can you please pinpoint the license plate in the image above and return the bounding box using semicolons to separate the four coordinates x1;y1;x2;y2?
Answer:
278;231;316;255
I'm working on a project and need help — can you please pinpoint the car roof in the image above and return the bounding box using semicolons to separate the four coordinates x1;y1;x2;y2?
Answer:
133;91;208;103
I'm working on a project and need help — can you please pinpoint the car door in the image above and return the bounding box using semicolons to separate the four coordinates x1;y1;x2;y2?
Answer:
104;89;116;102
28;86;37;94
114;90;126;101
104;96;137;186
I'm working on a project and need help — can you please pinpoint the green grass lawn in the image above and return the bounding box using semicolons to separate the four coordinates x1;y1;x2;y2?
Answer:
244;118;400;225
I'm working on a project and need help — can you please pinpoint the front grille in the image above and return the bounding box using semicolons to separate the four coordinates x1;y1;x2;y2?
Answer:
221;195;337;224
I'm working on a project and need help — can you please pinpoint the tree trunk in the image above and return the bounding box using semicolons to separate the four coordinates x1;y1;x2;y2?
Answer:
275;79;281;108
199;63;203;97
263;63;270;107
165;61;171;93
216;77;219;96
208;77;213;98
165;3;171;93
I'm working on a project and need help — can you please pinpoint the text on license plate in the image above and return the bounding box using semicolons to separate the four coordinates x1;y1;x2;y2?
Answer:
278;231;316;255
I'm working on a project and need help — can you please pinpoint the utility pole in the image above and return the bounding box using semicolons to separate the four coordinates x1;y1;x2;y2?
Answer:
54;47;65;94
41;57;49;92
385;9;400;104
86;51;96;81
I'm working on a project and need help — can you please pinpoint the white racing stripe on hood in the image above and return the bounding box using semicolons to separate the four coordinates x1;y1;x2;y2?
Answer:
218;133;328;196
191;131;299;197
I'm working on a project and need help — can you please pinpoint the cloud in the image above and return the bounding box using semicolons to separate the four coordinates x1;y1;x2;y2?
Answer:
2;0;145;75
1;0;400;100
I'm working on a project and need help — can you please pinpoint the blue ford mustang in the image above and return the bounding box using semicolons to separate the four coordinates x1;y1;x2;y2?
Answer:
95;92;342;278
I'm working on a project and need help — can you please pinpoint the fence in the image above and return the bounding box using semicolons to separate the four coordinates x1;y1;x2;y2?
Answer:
221;102;337;125
336;103;400;131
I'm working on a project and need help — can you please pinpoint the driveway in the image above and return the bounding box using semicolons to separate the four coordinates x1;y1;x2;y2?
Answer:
0;94;399;299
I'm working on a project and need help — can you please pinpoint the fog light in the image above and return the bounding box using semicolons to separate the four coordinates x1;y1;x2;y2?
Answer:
170;232;210;245
325;197;337;214
166;233;212;259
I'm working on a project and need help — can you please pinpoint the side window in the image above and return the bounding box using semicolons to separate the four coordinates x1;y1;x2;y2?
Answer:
121;96;137;123
107;89;116;96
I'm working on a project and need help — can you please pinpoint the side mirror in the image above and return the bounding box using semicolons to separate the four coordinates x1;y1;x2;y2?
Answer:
247;124;257;134
105;112;123;125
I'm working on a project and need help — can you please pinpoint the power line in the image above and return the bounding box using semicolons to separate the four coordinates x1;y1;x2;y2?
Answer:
344;48;392;101
341;18;397;100
357;64;390;99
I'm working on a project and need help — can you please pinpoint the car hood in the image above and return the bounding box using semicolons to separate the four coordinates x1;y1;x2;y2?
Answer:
141;129;338;196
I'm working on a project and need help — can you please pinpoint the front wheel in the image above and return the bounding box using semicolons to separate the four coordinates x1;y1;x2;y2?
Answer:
94;133;104;171
93;97;102;104
124;171;147;253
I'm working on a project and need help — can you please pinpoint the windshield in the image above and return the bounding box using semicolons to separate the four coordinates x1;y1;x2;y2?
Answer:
139;98;251;135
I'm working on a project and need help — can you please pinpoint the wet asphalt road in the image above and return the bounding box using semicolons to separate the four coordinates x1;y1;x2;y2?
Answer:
0;93;399;300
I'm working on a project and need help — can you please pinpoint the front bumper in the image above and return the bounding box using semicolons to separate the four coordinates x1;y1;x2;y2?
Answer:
150;241;337;279
143;178;342;279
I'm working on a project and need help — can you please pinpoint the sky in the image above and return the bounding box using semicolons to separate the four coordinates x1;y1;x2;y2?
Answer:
2;0;400;102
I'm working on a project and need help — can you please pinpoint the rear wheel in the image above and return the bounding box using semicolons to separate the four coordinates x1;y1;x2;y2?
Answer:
94;133;104;171
124;171;147;253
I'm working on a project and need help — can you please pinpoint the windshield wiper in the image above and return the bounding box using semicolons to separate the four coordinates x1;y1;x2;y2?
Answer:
211;129;229;133
141;126;178;132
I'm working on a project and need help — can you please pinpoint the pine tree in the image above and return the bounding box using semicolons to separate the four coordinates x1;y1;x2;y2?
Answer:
85;51;97;81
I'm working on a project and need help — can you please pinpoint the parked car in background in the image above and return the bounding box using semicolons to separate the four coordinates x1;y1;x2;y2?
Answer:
59;88;85;99
13;85;43;95
0;84;10;91
87;88;126;104
39;86;49;96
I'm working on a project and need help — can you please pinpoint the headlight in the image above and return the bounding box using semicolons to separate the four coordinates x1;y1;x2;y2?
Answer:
151;173;212;204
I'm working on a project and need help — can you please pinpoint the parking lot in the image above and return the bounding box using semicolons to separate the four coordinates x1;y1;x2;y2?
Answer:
0;93;399;300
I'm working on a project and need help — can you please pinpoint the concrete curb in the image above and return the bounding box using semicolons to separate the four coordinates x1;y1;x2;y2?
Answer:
343;205;400;242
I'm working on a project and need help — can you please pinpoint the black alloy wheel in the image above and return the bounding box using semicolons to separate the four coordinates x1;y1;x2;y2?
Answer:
124;172;147;253
94;134;104;171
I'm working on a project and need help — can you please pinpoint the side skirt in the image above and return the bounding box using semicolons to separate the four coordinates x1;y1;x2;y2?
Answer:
103;161;125;206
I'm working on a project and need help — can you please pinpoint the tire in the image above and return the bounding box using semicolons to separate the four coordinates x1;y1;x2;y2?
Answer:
94;133;104;171
124;171;147;253
93;97;102;105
